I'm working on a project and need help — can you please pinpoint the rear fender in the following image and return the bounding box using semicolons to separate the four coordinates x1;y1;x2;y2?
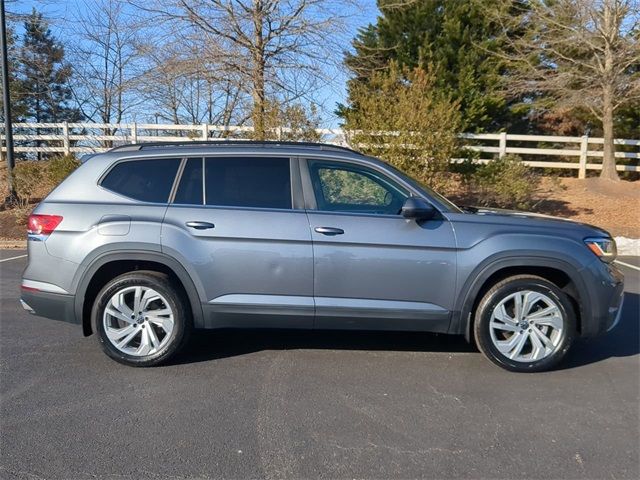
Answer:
73;250;205;334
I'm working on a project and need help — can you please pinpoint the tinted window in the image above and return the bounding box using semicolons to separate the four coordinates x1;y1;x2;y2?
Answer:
205;157;291;209
101;158;180;203
174;158;203;205
309;161;408;215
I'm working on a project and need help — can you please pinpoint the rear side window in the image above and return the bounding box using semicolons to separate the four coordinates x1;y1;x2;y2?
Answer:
174;158;203;205
205;157;291;209
101;158;181;203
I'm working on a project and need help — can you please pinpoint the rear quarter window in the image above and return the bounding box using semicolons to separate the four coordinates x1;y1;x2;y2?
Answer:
101;158;181;203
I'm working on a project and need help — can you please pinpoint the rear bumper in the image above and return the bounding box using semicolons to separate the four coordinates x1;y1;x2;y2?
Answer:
20;290;79;325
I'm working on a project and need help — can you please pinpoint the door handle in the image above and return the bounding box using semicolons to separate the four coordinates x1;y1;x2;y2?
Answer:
186;221;215;230
314;226;344;236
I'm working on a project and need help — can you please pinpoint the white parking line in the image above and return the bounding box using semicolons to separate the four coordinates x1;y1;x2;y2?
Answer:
615;260;640;272
0;254;27;263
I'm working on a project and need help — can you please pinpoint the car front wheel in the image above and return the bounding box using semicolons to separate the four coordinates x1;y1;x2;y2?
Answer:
474;275;576;372
92;271;191;367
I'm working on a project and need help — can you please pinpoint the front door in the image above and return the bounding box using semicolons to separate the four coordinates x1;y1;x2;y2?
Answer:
302;158;457;332
162;156;314;329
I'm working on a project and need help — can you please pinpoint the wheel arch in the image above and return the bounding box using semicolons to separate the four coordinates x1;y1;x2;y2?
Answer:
74;251;205;336
450;255;589;342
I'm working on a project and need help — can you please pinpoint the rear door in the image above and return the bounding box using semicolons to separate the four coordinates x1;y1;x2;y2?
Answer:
302;158;457;332
161;155;314;329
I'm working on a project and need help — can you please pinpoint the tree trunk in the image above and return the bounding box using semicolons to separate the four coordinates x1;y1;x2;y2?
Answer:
251;1;266;140
600;86;619;181
251;59;266;140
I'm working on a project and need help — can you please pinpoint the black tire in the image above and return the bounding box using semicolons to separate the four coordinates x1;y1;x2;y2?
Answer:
92;271;191;367
473;275;576;373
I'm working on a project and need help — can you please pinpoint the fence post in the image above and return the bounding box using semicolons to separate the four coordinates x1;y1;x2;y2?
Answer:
202;123;209;140
131;122;138;144
62;122;70;155
498;132;507;158
578;135;588;179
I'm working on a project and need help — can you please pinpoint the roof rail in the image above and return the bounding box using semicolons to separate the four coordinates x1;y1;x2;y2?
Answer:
108;140;360;155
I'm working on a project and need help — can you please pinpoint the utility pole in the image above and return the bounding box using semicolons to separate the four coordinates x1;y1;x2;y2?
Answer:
0;0;16;201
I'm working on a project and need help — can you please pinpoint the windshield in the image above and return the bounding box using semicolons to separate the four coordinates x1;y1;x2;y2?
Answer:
384;163;462;213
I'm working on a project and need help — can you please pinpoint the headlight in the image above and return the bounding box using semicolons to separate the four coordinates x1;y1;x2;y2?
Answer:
584;237;617;262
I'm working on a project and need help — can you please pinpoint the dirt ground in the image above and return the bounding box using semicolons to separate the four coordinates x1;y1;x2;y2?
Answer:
1;176;638;243
530;177;640;237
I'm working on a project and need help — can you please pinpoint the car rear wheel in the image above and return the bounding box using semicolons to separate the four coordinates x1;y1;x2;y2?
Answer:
92;271;191;367
474;275;576;372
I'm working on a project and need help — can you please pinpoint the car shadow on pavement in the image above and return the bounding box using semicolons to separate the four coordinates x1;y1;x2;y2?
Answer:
562;292;640;370
172;293;639;368
174;328;476;365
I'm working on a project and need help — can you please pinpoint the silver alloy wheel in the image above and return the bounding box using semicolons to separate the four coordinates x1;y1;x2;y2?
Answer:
489;290;564;363
103;286;175;357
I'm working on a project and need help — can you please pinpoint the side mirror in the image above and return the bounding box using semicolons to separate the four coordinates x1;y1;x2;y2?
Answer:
401;197;436;220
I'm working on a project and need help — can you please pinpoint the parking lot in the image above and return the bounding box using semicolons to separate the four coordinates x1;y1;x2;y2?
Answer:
1;250;638;479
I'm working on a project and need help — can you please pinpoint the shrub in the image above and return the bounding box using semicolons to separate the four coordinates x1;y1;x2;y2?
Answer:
258;101;322;142
0;163;9;201
13;161;46;206
12;154;79;206
46;154;80;185
472;155;540;210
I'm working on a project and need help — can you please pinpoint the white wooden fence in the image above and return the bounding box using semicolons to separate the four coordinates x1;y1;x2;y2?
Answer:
1;122;639;178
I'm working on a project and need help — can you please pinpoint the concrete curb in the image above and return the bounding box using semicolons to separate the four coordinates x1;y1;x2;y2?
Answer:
614;237;640;257
0;240;27;249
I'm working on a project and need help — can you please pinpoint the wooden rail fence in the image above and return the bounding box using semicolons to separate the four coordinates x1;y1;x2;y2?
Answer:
1;122;638;178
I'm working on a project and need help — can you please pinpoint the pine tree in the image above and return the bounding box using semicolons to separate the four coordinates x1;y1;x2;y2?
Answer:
343;0;517;132
0;24;27;122
17;9;81;124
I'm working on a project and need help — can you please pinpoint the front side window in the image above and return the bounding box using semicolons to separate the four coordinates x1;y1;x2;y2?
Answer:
205;157;292;209
101;158;181;203
308;160;408;215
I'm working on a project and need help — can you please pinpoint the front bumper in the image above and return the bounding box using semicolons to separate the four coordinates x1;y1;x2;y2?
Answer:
20;289;79;325
579;260;624;337
606;294;624;333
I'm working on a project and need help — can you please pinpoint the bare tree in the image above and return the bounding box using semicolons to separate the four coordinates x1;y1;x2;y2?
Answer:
130;0;356;139
137;37;249;129
69;0;141;132
493;0;640;180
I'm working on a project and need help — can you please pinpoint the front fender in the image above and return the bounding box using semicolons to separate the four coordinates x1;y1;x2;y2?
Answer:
449;252;590;340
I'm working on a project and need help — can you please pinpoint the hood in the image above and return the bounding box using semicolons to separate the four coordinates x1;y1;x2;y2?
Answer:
460;206;611;237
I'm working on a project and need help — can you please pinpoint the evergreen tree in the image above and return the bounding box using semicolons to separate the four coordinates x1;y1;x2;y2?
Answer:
344;63;462;192
343;0;518;132
17;9;81;123
0;24;27;122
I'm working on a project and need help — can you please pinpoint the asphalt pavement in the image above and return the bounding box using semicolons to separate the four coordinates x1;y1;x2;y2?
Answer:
1;251;638;479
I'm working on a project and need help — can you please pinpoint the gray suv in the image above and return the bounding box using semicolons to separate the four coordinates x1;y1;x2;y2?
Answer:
20;141;624;372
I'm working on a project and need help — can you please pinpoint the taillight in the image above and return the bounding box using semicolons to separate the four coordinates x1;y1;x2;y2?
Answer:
27;214;63;236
